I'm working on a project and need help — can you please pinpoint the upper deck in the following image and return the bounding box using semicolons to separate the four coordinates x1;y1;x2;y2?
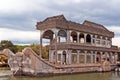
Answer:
36;15;114;37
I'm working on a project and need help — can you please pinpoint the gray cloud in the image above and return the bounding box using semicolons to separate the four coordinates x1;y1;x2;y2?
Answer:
0;0;120;31
0;0;120;45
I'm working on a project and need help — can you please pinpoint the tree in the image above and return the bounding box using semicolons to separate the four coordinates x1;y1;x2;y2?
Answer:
42;46;49;59
29;44;48;59
30;44;40;55
15;45;28;52
0;40;18;53
0;40;13;48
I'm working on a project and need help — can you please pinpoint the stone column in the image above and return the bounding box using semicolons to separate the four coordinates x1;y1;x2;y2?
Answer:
105;52;108;61
95;51;97;63
84;51;87;64
113;53;116;64
61;52;63;65
69;50;72;64
77;50;80;64
54;30;58;64
100;52;103;63
49;50;52;62
84;33;87;43
40;36;42;58
67;30;71;43
110;38;112;47
77;32;80;44
95;35;97;46
91;51;93;63
110;52;113;64
100;36;103;46
115;52;118;64
105;37;108;47
56;51;58;64
66;50;69;65
91;35;93;45
40;30;44;58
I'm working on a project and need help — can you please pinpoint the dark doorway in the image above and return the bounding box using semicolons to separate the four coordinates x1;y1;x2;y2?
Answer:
86;34;91;43
63;51;67;64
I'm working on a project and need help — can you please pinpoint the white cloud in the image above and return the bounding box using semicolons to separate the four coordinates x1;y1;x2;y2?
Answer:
112;37;120;47
107;26;120;47
0;28;39;42
0;0;27;13
0;0;48;14
107;26;120;34
0;0;120;46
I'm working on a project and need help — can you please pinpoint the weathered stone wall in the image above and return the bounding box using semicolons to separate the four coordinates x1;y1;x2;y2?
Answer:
2;48;114;76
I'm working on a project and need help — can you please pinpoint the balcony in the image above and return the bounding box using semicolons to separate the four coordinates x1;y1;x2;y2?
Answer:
50;41;111;48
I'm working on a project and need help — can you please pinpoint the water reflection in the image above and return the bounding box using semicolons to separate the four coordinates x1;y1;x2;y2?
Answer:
5;72;120;80
112;71;120;80
0;69;119;80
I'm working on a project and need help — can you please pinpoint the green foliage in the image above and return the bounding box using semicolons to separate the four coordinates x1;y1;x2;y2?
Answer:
15;45;28;52
0;40;13;48
42;46;49;59
0;40;18;53
30;44;40;55
29;44;48;59
0;40;49;59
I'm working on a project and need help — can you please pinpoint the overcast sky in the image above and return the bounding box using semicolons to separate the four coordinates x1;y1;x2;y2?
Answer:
0;0;120;46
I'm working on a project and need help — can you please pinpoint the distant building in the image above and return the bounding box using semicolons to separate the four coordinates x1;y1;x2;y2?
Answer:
36;15;120;65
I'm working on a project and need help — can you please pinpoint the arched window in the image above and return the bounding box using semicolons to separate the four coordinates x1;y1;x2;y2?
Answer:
79;33;84;43
86;34;91;43
42;30;54;45
58;30;67;42
71;31;77;43
96;52;100;63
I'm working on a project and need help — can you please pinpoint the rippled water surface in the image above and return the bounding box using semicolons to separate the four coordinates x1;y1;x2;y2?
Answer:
0;69;120;80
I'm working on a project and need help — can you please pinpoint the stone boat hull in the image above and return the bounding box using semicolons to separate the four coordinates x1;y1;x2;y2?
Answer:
4;48;114;76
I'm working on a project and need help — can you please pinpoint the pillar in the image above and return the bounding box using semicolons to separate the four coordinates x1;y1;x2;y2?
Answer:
69;50;72;64
49;50;52;62
110;38;112;47
113;53;115;63
40;37;42;58
110;52;113;64
100;36;103;46
53;30;58;64
40;30;44;58
61;51;63;65
91;51;93;63
95;51;97;63
67;30;71;43
105;37;108;47
84;34;87;43
95;35;97;46
84;51;87;64
66;50;69;65
100;52;103;62
77;32;80;44
91;35;93;45
115;52;118;64
77;50;80;64
105;52;108;61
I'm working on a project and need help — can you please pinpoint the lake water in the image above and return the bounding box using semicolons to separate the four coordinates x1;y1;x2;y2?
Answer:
0;69;120;80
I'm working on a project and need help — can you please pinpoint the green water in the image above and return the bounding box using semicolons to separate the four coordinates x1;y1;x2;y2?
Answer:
0;69;120;80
